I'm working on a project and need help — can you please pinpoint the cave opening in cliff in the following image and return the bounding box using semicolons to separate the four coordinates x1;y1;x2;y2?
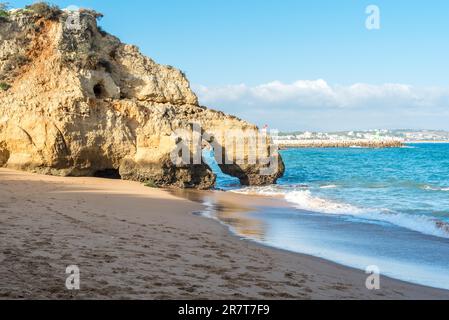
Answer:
93;82;107;98
202;148;240;188
94;169;121;179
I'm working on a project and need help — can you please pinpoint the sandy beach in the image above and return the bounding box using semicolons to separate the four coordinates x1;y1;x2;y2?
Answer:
1;168;448;300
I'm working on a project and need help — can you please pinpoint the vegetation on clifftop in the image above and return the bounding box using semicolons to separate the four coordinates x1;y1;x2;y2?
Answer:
0;2;9;19
24;2;61;20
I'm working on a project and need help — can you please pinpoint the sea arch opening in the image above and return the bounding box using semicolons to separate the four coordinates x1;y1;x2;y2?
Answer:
201;143;240;190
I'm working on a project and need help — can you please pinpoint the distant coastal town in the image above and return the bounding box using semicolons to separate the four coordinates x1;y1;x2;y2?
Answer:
273;129;449;148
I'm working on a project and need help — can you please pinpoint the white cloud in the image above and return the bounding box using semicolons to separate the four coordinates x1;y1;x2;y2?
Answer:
193;79;449;109
192;80;449;131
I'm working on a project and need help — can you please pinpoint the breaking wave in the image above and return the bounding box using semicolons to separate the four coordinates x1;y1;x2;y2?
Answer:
232;186;449;239
423;185;449;192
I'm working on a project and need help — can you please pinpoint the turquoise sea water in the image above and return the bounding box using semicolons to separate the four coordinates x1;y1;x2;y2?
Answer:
206;144;449;290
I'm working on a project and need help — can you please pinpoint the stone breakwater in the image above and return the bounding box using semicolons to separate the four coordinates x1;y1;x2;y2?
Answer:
276;139;404;148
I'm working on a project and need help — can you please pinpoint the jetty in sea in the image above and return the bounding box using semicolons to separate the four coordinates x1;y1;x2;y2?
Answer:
275;139;404;149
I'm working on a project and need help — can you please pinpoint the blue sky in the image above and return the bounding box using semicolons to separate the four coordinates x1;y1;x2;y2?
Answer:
8;0;449;131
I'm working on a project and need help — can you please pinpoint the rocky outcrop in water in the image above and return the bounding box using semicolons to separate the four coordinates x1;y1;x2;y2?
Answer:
0;5;284;189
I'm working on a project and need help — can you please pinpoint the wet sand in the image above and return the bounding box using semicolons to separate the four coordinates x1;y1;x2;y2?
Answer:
0;168;448;299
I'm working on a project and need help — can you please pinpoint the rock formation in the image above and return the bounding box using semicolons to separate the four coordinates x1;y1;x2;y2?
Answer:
0;4;284;189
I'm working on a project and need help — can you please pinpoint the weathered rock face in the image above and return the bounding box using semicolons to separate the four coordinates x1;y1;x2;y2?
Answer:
0;6;284;189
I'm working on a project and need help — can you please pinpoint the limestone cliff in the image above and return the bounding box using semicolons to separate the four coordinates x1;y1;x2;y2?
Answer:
0;4;284;189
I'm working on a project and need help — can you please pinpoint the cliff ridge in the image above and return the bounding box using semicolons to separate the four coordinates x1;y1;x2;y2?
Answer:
0;4;284;188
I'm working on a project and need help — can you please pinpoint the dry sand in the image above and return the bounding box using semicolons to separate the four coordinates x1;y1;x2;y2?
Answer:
0;168;448;300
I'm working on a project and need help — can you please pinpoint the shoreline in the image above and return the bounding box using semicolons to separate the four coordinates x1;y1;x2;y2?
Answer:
1;168;448;299
187;190;449;292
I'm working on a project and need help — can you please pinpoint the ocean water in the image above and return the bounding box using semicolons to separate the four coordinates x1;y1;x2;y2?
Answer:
204;144;449;290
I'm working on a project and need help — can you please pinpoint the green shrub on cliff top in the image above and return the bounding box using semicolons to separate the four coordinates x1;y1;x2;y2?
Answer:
0;2;9;19
25;2;61;20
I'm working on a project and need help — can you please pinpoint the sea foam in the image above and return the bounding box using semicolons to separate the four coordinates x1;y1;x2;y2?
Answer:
233;186;449;239
423;185;449;192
